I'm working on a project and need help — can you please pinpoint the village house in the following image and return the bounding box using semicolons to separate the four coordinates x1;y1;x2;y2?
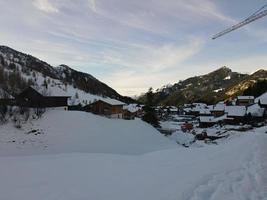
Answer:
225;106;247;124
211;103;225;117
123;104;144;119
0;87;69;110
246;103;265;118
236;96;254;106
199;116;216;128
122;109;135;120
183;103;210;117
83;99;125;119
258;99;267;109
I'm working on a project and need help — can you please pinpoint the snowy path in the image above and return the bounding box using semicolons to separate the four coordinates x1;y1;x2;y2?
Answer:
0;130;266;200
188;131;267;200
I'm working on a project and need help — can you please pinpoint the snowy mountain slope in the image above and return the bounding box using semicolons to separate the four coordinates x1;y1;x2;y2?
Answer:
0;110;176;156
0;125;266;200
140;67;266;105
0;45;134;104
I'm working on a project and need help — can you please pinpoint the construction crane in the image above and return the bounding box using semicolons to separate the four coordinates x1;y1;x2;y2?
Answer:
212;4;267;39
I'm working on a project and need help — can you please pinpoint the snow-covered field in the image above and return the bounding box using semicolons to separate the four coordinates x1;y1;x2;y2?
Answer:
0;111;266;200
0;110;175;156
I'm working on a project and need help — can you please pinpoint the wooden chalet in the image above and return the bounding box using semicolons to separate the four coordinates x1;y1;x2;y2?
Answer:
225;106;247;124
0;87;69;109
122;109;135;120
199;116;216;128
211;103;225;117
258;98;267;109
236;96;254;106
83;99;125;119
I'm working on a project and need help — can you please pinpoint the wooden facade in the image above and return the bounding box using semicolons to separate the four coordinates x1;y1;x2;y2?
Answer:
123;110;135;120
236;96;254;106
84;100;124;118
211;110;225;117
0;87;69;108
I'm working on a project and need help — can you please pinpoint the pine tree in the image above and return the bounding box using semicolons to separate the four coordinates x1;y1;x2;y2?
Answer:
142;88;160;127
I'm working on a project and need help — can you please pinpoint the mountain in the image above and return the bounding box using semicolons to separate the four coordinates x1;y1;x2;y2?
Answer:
140;67;267;105
0;45;134;104
225;69;267;98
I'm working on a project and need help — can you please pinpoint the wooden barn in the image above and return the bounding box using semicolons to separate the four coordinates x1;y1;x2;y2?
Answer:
83;99;125;119
1;87;69;109
225;106;247;124
122;109;135;120
211;103;225;117
236;96;254;106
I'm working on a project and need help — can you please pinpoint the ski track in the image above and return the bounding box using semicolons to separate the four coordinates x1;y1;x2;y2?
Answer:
188;134;267;200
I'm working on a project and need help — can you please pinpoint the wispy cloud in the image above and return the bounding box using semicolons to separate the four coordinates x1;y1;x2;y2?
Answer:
33;0;59;13
0;0;266;96
87;0;97;12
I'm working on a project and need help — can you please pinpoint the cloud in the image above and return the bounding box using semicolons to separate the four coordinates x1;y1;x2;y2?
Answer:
88;0;97;12
33;0;59;13
1;0;266;96
102;37;204;95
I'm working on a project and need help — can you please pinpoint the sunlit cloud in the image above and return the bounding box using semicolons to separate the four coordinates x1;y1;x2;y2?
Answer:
88;0;97;12
33;0;59;13
0;0;266;96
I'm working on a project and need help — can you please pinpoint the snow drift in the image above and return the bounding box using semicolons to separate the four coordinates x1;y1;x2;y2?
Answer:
0;110;176;156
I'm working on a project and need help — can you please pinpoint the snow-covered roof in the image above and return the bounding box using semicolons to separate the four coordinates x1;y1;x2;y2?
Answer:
192;103;207;107
237;96;254;100
212;103;225;111
255;92;267;105
0;88;14;99
199;116;215;123
259;99;267;105
199;109;211;115
225;106;246;117
123;104;142;113
247;104;265;117
99;98;125;106
183;103;211;114
215;114;228;121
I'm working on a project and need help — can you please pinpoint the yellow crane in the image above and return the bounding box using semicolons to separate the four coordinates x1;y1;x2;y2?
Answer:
212;4;267;39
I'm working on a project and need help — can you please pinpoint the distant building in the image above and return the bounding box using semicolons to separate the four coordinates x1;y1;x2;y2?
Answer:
199;116;216;128
183;103;210;117
225;106;247;124
0;87;69;110
211;103;225;117
246;104;265;118
258;99;267;109
83;99;125;119
236;96;254;106
122;110;135;120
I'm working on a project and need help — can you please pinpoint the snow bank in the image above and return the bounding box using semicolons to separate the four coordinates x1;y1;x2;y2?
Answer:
0;129;266;200
0;110;176;156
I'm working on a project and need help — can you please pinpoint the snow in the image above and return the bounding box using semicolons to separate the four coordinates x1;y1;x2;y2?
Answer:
247;104;265;117
0;110;176;156
0;126;266;200
237;96;254;100
123;104;142;113
199;116;215;123
184;103;211;114
256;92;267;105
98;98;125;106
224;75;231;80
0;53;125;106
212;103;225;111
213;88;223;93
0;88;13;98
225;106;247;117
168;131;195;146
0;110;267;200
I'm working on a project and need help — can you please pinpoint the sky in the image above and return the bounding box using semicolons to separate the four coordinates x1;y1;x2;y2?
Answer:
0;0;267;96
